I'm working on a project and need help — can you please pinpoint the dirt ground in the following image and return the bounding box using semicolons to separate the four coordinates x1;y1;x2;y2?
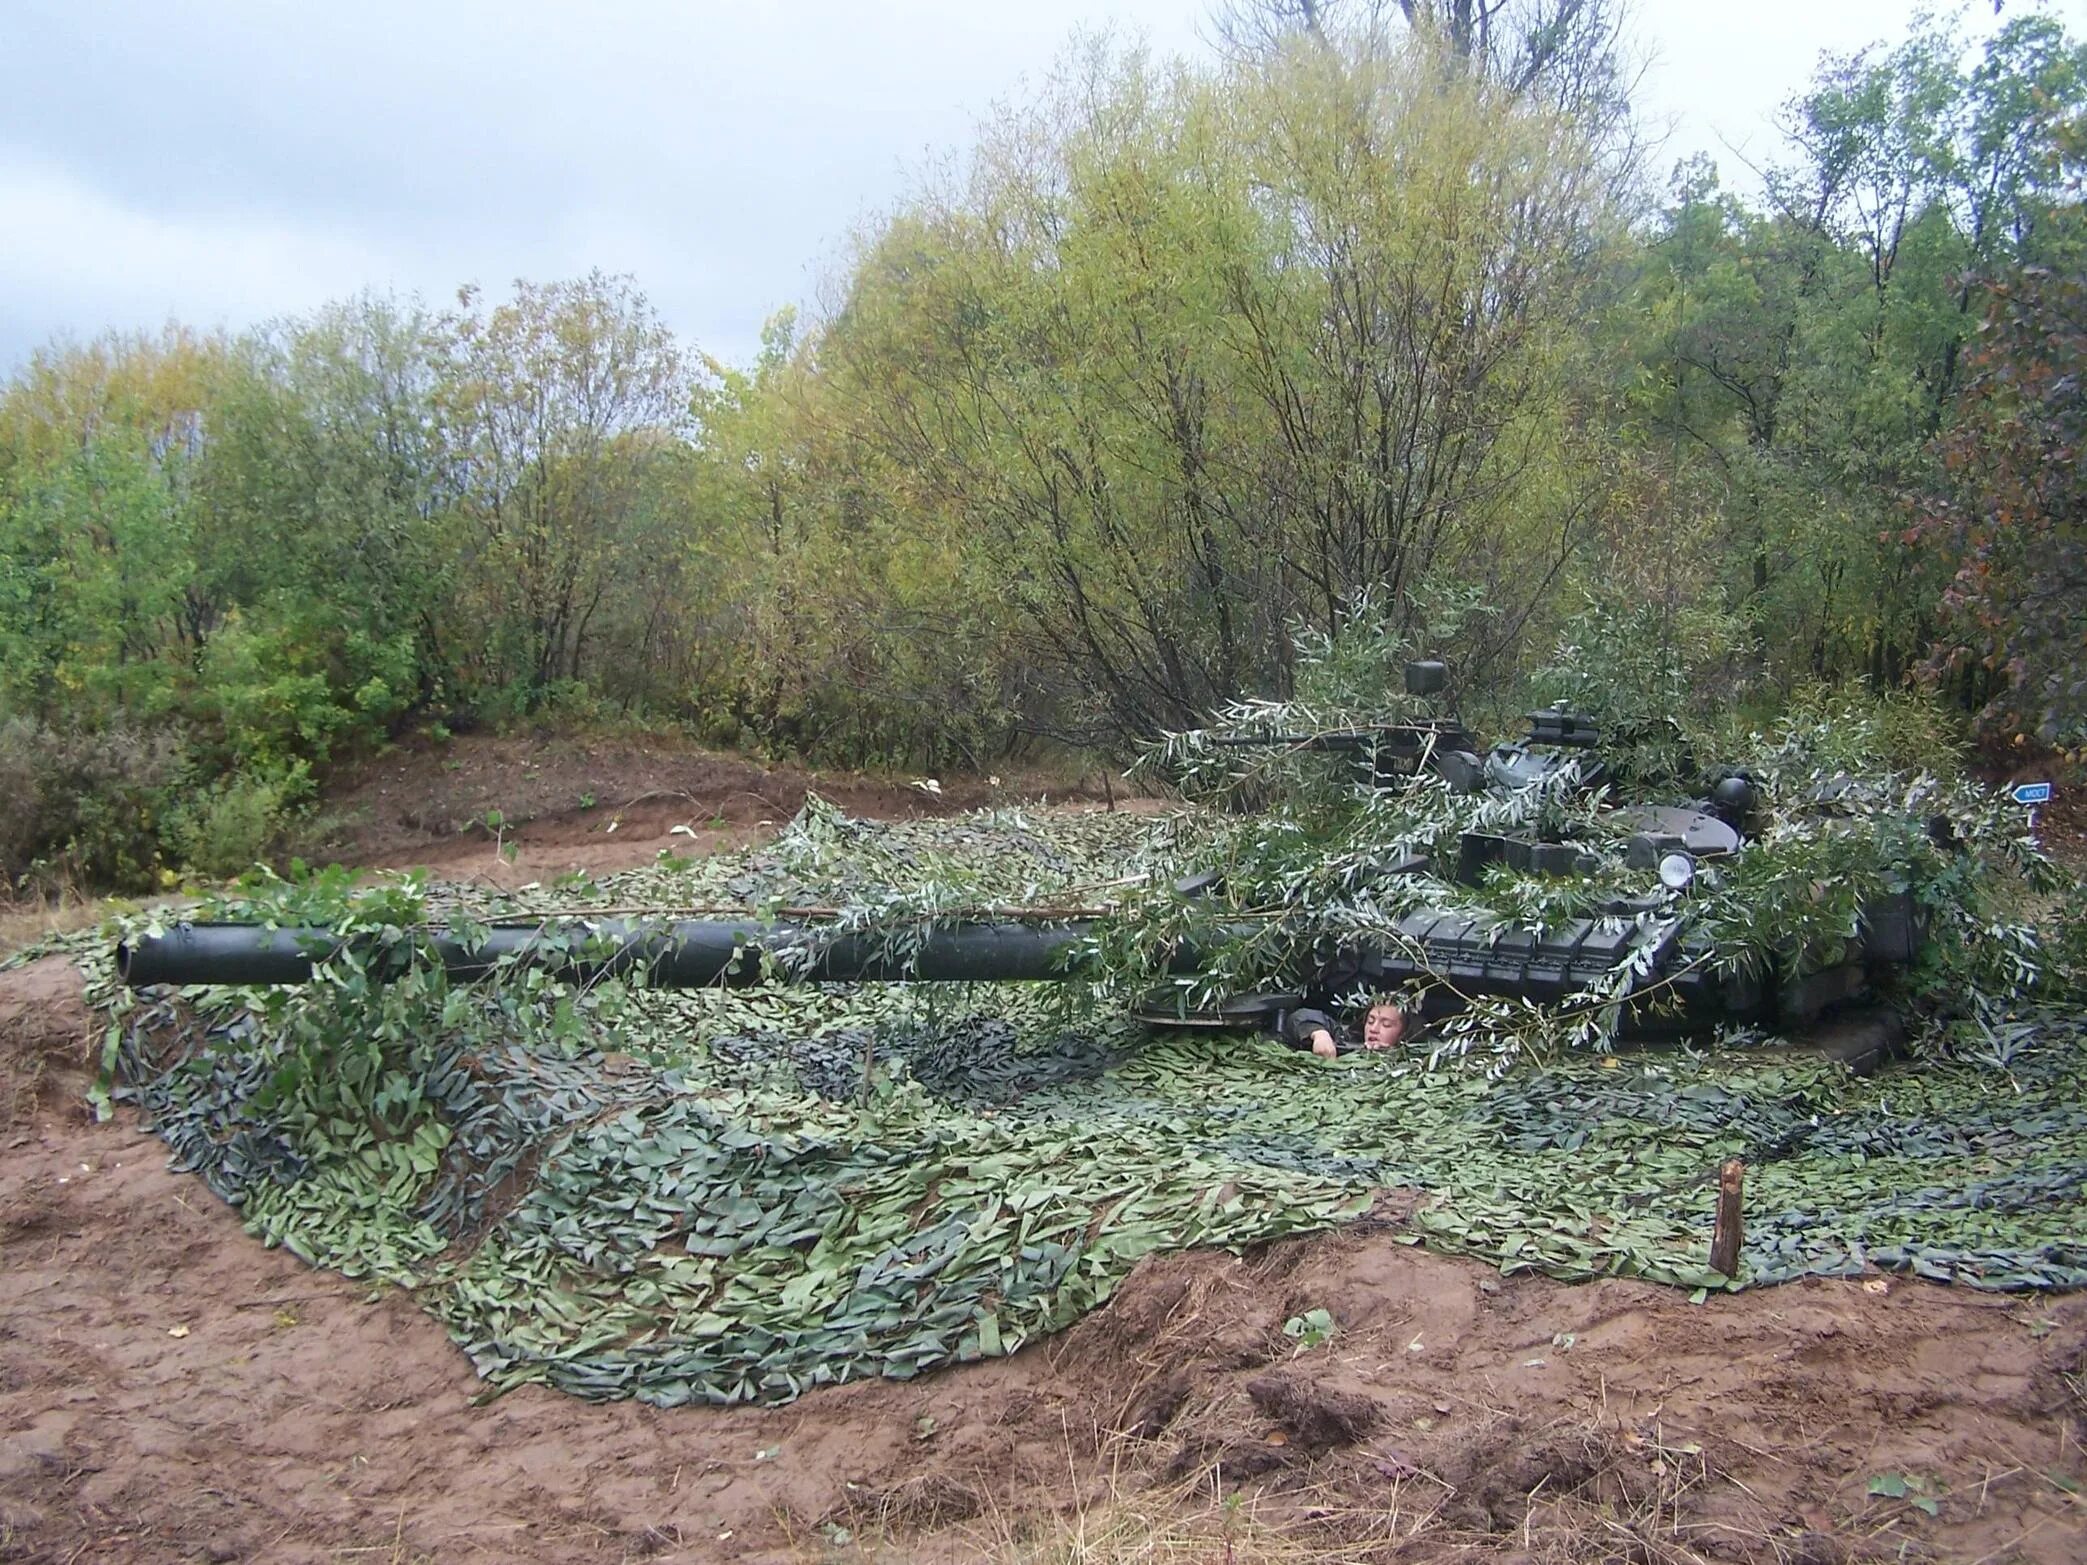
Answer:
303;733;1134;879
3;954;2084;1565
2027;783;2087;870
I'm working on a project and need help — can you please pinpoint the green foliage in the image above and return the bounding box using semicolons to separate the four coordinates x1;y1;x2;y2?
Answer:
1113;612;2057;1063
1536;587;1747;784
165;766;311;882
194;612;404;769
1632;13;2086;699
806;21;1620;747
0;433;194;724
1696;696;2049;1008
435;273;698;703
1867;1472;1943;1517
0;6;2082;866
2045;898;2087;1001
1751;684;1967;781
0;716;188;890
193;294;454;735
1282;1307;1336;1350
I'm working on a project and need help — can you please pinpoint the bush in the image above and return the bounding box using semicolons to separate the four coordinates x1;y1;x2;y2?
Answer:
2049;898;2087;1002
0;717;189;891
1534;590;1748;785
166;765;310;882
195;615;356;770
0;722;37;878
1760;685;1969;780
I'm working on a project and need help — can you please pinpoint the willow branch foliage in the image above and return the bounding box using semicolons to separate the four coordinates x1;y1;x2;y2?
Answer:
1081;609;2064;1066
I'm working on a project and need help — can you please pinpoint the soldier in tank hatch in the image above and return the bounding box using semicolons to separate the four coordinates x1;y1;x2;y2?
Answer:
1268;995;1413;1059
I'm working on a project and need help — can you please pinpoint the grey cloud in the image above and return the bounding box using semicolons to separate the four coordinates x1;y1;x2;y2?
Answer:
0;0;1969;375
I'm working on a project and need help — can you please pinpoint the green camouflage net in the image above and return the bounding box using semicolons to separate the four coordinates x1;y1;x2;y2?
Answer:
107;807;2087;1408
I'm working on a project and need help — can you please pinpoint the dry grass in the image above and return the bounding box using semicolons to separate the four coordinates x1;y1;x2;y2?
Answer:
966;1471;1365;1565
847;1403;1772;1565
0;888;119;962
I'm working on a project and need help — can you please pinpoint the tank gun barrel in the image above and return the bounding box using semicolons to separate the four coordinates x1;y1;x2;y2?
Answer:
116;916;1206;989
1206;731;1381;751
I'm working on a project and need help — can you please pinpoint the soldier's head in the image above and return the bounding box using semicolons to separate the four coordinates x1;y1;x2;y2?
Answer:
1361;1002;1406;1051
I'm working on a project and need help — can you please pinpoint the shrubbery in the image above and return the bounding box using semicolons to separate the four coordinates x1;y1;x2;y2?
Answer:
0;713;311;893
164;766;310;883
0;718;189;891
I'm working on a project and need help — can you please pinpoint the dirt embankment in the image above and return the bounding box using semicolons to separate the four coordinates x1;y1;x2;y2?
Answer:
2;957;2083;1564
0;956;94;1133
303;732;1142;879
2029;781;2087;869
1975;747;2085;869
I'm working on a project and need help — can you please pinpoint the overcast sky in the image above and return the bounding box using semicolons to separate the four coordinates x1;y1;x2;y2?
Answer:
0;0;2062;376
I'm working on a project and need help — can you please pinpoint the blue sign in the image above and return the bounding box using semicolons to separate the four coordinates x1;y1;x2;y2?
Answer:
2011;781;2053;806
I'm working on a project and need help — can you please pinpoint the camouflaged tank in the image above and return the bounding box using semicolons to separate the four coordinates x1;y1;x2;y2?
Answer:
117;658;1929;1049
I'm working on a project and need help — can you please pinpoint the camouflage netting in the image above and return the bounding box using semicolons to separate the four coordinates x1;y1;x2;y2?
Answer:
97;807;2087;1406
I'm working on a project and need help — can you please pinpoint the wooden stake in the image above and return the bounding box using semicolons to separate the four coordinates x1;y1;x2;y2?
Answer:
1711;1158;1746;1277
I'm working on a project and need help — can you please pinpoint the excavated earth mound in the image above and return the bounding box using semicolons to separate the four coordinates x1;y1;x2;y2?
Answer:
0;954;95;1130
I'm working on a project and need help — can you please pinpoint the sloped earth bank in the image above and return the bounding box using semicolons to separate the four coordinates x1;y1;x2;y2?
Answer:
303;732;1131;876
1;964;2083;1563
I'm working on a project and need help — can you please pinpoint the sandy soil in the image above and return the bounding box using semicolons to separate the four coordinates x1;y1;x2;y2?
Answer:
3;956;2083;1565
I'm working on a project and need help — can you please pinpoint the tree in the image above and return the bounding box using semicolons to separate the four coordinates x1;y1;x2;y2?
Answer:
192;294;455;756
436;273;695;702
1630;13;2086;693
1916;237;2086;744
0;328;226;726
820;25;1620;746
1210;0;1626;112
